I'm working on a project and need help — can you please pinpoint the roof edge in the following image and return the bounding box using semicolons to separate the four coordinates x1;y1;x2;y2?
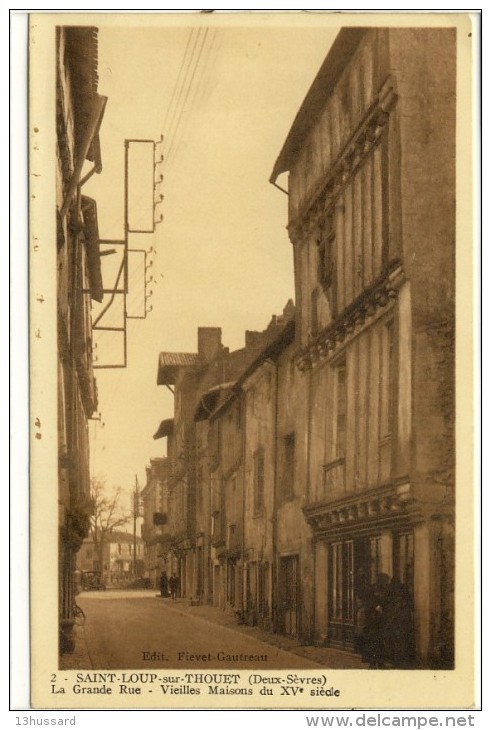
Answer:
270;28;368;183
210;317;295;422
157;352;199;386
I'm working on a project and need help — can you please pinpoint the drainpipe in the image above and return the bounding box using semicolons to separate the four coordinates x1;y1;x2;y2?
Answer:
240;390;246;622
272;360;279;633
218;417;224;610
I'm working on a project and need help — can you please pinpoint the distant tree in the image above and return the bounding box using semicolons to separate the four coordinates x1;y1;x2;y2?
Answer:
90;476;130;578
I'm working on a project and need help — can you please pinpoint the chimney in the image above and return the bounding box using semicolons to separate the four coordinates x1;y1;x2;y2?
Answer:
198;327;222;362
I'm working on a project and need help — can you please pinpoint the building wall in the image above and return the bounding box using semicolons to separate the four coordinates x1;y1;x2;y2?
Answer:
213;398;244;613
141;458;177;585
208;418;223;607
285;28;455;666
391;28;455;666
307;310;398;504
144;28;454;668
56;27;104;652
195;419;213;602
77;535;144;586
77;539;98;573
242;363;275;628
275;343;314;641
154;322;290;607
166;369;197;598
288;30;386;223
107;538;144;583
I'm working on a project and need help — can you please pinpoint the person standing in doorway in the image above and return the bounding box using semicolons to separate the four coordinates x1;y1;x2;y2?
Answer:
363;572;390;669
169;573;180;600
159;571;168;598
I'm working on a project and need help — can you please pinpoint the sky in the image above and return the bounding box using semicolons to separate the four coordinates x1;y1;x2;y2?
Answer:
83;19;338;506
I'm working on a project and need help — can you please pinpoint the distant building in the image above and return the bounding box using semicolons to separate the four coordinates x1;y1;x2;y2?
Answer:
212;312;296;631
140;457;177;586
143;311;292;604
77;531;144;586
56;26;107;652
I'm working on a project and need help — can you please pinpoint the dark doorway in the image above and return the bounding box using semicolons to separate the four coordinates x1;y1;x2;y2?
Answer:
279;554;300;636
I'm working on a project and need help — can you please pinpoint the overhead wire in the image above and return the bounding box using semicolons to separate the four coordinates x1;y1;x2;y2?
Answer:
92;34;206;364
122;29;203;268
161;27;196;135
147;28;211;283
126;266;147;317
163;28;203;166
164;28;209;169
92;27;215;438
165;28;219;176
166;29;218;173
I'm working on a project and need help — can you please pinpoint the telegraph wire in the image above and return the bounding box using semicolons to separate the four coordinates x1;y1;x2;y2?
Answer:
124;29;196;232
164;27;215;171
165;27;218;175
127;258;153;317
119;31;201;232
164;28;209;169
165;28;209;167
163;28;204;165
162;27;201;149
91;28;216;464
90;33;210;476
162;27;196;135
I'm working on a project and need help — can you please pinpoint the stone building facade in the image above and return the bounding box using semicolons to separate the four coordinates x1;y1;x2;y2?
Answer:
140;456;177;586
56;26;107;652
142;27;455;668
270;27;455;666
77;531;144;586
144;312;292;607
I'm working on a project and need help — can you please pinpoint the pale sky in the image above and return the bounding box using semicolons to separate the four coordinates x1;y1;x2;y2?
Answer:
84;20;338;506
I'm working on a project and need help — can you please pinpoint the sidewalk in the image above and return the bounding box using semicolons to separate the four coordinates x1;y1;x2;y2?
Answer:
59;623;93;670
60;595;365;670
160;597;364;669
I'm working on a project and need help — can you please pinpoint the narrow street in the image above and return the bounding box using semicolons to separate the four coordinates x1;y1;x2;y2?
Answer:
77;590;327;670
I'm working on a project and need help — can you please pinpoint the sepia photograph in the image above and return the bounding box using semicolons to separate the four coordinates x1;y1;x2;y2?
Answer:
27;10;476;710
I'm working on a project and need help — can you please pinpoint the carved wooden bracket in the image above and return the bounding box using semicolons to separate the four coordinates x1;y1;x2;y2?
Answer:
302;480;421;536
288;77;398;245
297;260;404;371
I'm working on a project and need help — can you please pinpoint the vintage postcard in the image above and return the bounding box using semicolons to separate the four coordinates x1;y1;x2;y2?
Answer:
28;11;477;710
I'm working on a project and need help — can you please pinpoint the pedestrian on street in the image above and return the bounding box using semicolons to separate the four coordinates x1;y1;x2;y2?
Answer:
160;571;168;598
169;573;180;600
384;576;416;668
363;572;390;669
353;568;369;659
